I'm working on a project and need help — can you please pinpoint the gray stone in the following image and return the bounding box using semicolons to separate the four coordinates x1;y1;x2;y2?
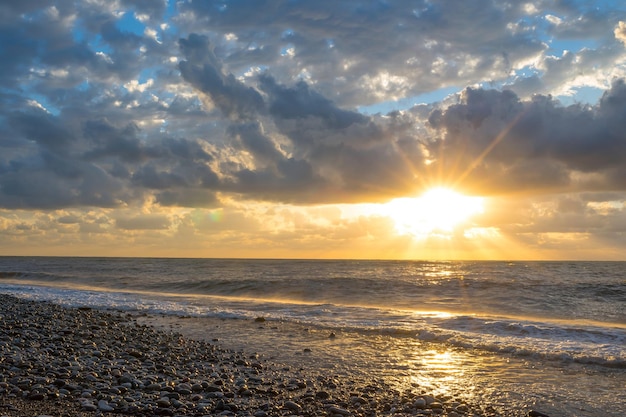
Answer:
157;398;171;407
316;390;331;399
328;405;352;416
284;400;302;413
414;398;427;409
98;399;115;412
81;402;98;412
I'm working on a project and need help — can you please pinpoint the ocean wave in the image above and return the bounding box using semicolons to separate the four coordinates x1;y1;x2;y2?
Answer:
0;270;75;283
2;278;625;370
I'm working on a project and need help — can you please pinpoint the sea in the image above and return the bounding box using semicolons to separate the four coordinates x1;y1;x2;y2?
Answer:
0;257;624;417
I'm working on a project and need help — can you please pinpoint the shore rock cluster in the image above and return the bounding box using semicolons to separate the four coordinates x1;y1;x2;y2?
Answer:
0;294;521;416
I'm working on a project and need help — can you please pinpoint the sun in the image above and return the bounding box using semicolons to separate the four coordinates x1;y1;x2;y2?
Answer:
382;187;484;237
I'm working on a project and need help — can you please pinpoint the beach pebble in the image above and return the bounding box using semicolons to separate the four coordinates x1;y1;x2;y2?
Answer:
0;295;493;417
284;400;302;412
327;405;352;416
81;402;98;411
316;390;331;399
97;399;115;411
27;392;46;401
414;397;427;409
156;398;171;407
429;401;443;409
528;411;551;417
146;382;162;391
175;383;193;394
351;396;368;405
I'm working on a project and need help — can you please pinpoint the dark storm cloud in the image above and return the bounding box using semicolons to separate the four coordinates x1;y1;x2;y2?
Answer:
0;26;37;85
427;80;626;193
8;107;74;150
82;120;149;163
258;75;367;130
217;105;328;201
0;99;222;209
229;159;320;202
0;155;126;210
82;119;216;166
176;34;425;202
177;33;392;201
1;5;108;87
131;164;187;189
0;106;130;209
179;34;266;120
227;121;283;165
129;149;219;190
155;189;218;208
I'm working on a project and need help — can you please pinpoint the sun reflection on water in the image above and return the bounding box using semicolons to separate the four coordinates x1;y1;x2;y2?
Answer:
140;311;626;417
401;347;468;399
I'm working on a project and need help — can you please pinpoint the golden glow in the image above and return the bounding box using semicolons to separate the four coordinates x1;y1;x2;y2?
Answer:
381;187;484;238
5;192;619;260
404;347;465;399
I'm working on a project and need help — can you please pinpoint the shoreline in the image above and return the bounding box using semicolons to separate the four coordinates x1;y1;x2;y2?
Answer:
0;294;534;416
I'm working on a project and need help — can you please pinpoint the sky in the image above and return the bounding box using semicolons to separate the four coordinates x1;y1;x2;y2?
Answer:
1;0;626;260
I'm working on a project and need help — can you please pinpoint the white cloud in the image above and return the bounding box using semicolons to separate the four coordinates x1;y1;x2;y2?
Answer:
26;100;48;113
522;3;539;15
144;27;160;43
135;13;150;23
45;6;60;20
124;79;154;93
96;51;114;64
615;21;626;46
545;14;563;26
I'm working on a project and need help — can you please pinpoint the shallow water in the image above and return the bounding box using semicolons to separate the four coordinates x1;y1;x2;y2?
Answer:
136;312;625;417
1;257;624;416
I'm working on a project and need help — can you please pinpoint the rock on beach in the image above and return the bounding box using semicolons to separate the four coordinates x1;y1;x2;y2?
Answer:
0;294;494;416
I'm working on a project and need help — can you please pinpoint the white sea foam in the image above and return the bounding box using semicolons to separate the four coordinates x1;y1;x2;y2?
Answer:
2;281;624;368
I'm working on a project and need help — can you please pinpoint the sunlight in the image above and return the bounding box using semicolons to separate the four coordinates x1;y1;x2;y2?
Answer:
382;187;484;238
405;347;465;399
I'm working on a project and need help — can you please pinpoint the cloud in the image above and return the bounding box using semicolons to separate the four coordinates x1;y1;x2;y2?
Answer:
121;0;167;23
427;81;626;194
0;163;125;210
154;189;218;207
179;34;266;120
546;7;616;39
8;106;74;150
616;21;626;46
173;33;430;203
259;75;367;129
4;37;626;210
1;0;626;258
178;0;548;107
115;214;170;230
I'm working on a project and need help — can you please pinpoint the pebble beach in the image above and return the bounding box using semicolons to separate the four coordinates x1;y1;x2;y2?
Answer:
0;294;531;417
